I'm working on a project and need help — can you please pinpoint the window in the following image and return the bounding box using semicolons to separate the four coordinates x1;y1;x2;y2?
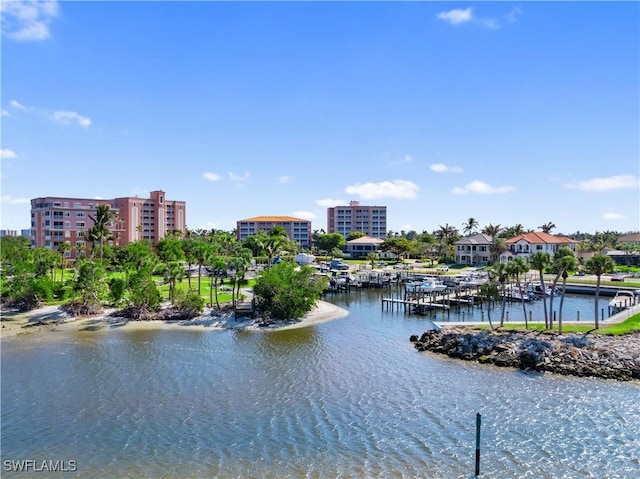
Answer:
76;222;85;228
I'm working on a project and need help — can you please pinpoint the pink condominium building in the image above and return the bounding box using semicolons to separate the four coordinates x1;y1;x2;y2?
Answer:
327;201;387;239
30;190;186;260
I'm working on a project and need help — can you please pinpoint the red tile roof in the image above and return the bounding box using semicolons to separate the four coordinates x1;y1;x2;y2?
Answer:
506;232;577;244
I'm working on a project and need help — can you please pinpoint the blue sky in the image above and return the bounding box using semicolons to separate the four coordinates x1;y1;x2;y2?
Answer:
1;1;639;236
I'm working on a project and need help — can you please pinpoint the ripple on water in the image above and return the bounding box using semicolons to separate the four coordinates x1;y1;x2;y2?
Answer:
2;292;640;479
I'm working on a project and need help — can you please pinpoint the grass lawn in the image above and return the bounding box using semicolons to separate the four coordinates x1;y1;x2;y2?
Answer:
481;313;640;336
155;276;257;305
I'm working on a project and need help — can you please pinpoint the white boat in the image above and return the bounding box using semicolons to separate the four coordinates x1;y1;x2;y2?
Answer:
530;283;560;296
406;278;447;293
609;290;636;310
457;273;489;288
502;287;537;302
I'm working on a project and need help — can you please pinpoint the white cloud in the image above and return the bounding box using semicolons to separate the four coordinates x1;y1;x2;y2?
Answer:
1;195;30;205
0;0;59;41
292;211;316;221
1;109;9;116
53;110;91;128
316;198;346;207
278;175;292;184
437;6;521;29
603;212;625;220
437;8;473;25
345;179;419;200
203;172;220;181
451;180;515;195
1;149;18;160
563;174;639;192
430;163;463;173
10;100;92;128
506;6;523;24
228;171;250;182
10;100;28;111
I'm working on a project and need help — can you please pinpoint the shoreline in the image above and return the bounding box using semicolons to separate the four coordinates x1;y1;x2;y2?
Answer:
0;300;349;339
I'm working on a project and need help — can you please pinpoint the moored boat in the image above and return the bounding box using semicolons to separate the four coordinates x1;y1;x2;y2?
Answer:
609;290;636;310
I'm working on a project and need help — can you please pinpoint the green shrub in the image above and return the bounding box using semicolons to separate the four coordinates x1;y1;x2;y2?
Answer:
173;289;205;318
108;277;127;305
253;262;326;321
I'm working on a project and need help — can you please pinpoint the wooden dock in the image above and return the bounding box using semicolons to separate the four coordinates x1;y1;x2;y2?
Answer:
382;287;480;314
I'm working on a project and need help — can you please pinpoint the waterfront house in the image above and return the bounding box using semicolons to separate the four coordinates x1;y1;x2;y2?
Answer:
343;235;391;259
500;232;577;262
454;233;492;266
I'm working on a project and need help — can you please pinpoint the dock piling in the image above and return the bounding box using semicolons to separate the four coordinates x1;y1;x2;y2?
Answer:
475;413;482;477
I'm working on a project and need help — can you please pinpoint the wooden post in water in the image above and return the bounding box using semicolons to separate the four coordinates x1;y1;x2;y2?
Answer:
475;412;481;477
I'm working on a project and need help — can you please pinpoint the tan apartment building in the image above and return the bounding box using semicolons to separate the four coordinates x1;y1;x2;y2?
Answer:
236;216;312;249
327;201;387;239
30;190;186;260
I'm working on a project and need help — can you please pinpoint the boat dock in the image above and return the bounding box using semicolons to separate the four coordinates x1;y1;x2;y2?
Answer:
382;287;479;314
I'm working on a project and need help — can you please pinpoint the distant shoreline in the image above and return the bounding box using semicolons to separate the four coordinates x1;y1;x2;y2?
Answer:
0;300;349;339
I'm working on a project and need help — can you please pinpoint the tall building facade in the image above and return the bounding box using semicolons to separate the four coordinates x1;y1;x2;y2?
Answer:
326;201;387;239
30;190;186;260
236;216;312;249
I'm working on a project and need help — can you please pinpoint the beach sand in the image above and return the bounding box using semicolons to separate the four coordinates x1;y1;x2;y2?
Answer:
1;300;349;339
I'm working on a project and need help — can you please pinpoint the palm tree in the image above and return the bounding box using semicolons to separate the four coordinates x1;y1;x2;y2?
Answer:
539;222;556;234
193;240;212;297
529;251;552;328
181;239;198;290
489;237;507;264
462;217;479;236
434;223;459;262
576;240;590;267
491;262;510;327
508;257;530;328
482;223;502;238
585;254;617;329
504;224;526;238
556;255;578;334
478;280;500;330
164;261;184;303
88;204;117;264
366;252;379;269
207;252;226;309
264;228;290;267
548;247;576;329
57;242;71;284
229;248;253;313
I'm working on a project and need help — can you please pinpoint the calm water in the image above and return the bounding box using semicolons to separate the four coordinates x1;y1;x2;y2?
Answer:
2;289;639;479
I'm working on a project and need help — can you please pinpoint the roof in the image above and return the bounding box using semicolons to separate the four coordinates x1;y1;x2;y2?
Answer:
454;233;493;245
346;236;384;244
237;216;310;223
619;233;640;243
506;232;577;245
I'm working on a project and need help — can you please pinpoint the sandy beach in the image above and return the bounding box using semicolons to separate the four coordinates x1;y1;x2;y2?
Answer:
0;300;349;339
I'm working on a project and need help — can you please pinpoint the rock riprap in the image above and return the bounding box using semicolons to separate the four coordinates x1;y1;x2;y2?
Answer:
410;329;640;381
